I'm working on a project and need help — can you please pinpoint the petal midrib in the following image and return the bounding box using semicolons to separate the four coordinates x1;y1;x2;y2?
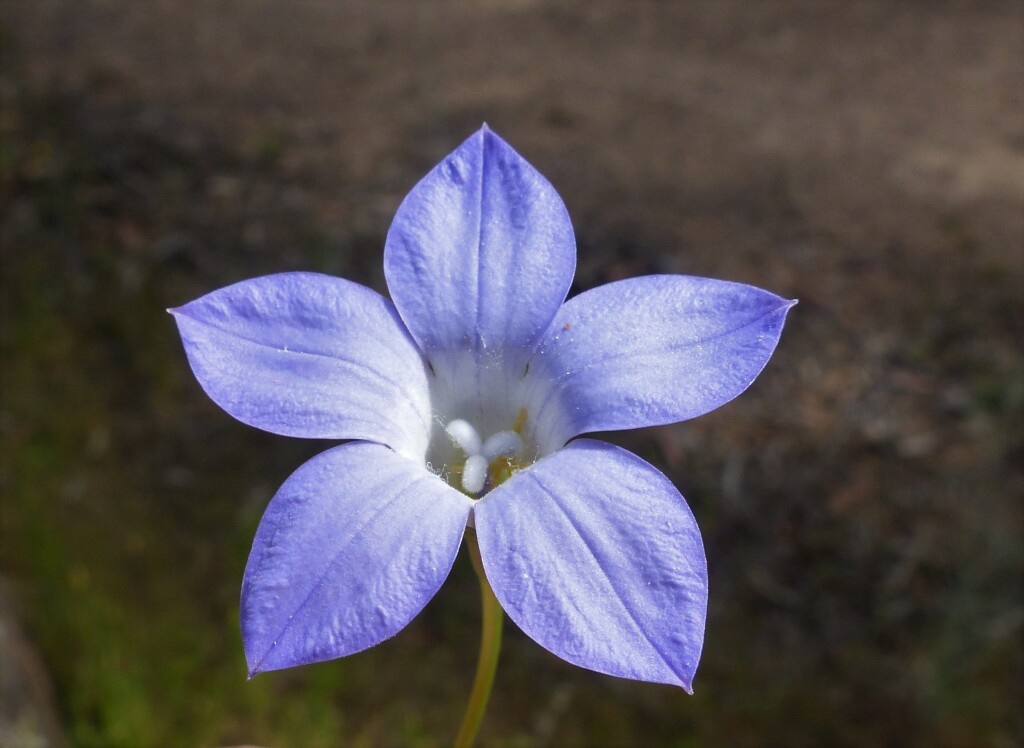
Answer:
548;300;793;386
177;310;433;435
248;468;425;673
522;469;690;687
529;300;791;433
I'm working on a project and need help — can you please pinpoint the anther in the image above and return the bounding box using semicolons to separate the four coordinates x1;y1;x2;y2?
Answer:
445;419;482;456
482;430;523;461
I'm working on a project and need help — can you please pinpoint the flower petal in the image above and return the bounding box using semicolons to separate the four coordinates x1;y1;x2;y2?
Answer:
170;273;432;459
384;126;575;364
532;275;795;445
474;439;707;691
241;441;472;675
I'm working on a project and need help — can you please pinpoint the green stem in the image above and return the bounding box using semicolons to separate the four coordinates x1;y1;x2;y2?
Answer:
454;530;504;748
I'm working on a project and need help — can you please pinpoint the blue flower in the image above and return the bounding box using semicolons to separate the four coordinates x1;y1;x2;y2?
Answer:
171;126;794;692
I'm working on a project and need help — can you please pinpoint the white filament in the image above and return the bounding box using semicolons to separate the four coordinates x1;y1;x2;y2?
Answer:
482;430;524;461
461;454;488;494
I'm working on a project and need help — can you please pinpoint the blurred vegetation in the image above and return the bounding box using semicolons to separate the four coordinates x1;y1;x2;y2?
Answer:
1;10;1023;747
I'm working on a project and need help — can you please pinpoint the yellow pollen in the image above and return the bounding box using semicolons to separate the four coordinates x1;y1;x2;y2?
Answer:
488;455;528;488
513;407;527;434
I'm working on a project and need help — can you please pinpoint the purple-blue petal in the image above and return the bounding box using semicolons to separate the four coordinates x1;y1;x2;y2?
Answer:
383;126;575;364
170;273;432;458
241;442;472;675
532;275;795;444
474;439;707;691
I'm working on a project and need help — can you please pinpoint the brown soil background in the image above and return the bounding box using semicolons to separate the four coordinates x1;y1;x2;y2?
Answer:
2;2;1022;747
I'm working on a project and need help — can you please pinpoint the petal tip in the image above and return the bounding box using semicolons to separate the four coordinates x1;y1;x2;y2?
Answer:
167;302;196;322
478;124;515;155
245;643;279;679
245;650;265;679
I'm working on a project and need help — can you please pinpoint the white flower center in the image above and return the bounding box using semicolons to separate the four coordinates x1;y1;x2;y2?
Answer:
421;350;569;497
443;419;524;494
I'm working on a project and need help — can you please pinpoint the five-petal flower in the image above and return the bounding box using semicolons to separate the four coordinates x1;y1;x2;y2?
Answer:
171;126;794;692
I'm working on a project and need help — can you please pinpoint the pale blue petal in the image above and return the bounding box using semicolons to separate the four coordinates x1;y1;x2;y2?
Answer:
242;442;472;675
532;275;795;445
170;273;432;459
474;439;707;691
384;126;575;362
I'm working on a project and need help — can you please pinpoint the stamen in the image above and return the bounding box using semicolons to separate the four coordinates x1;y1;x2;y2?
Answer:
482;430;523;461
461;454;488;494
445;419;482;456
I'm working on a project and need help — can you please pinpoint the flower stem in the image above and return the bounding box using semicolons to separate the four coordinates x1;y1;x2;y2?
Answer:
454;530;504;748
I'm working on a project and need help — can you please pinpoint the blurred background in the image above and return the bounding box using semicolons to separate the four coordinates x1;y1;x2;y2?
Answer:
1;2;1021;746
